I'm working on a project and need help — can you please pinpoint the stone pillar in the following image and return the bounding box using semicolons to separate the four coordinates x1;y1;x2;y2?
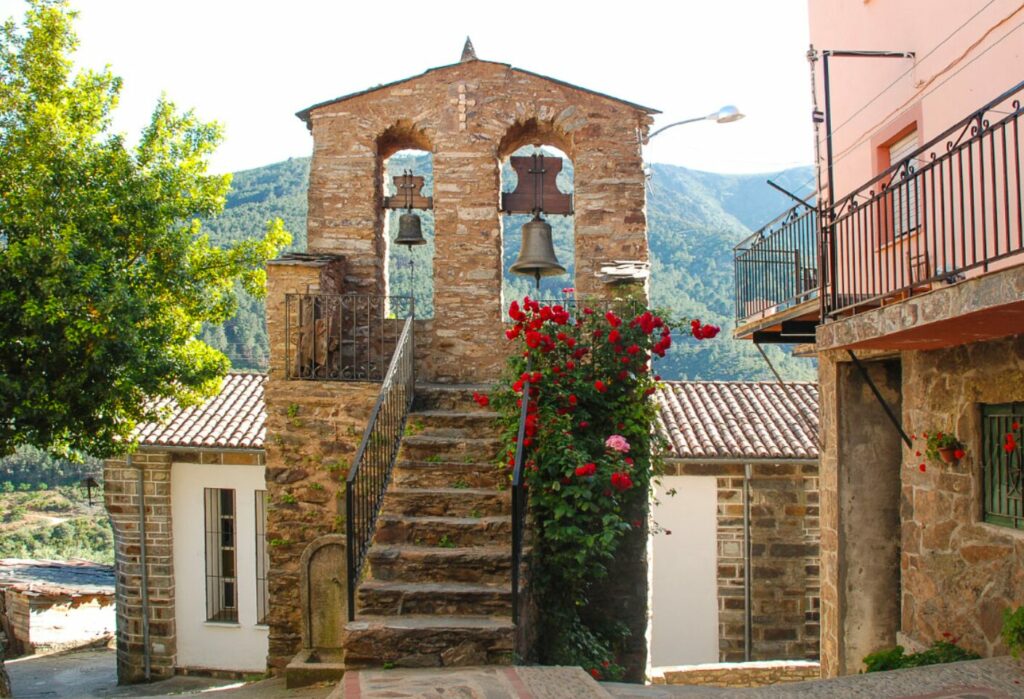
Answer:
818;352;902;676
103;451;176;682
429;145;504;383
573;121;649;301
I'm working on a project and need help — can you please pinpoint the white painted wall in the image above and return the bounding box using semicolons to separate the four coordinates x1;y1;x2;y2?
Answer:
29;597;115;651
649;475;719;667
171;460;268;672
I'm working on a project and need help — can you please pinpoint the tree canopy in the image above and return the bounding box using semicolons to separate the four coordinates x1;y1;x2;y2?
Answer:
0;0;290;457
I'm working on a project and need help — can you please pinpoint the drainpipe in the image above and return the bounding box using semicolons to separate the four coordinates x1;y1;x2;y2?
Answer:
130;453;152;681
743;463;752;662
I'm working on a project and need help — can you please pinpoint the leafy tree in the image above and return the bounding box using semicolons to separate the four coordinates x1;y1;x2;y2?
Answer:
0;1;290;457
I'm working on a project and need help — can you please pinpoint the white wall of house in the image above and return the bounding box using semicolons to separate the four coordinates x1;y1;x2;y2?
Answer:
171;460;268;672
649;475;719;667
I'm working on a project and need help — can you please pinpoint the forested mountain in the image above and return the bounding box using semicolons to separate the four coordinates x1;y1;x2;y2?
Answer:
198;155;817;381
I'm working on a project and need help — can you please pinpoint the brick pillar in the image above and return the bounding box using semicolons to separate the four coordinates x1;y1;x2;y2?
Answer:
429;145;504;383
103;451;176;682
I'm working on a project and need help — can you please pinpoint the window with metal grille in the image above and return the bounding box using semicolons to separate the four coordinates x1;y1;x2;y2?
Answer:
255;490;269;624
204;488;238;622
982;402;1024;529
889;130;920;237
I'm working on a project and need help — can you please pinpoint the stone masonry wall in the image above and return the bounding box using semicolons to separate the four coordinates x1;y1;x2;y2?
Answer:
303;58;653;383
666;461;820;663
264;257;379;670
654;661;821;688
900;334;1024;657
104;451;176;683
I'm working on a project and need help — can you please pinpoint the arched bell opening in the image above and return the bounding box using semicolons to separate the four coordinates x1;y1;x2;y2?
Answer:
376;122;435;319
499;143;576;307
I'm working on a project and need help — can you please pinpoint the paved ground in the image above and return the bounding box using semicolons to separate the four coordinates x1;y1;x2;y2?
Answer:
5;647;331;698
6;648;1023;699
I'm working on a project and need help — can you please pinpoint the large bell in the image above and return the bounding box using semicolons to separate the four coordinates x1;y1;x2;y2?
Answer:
510;214;566;284
395;212;426;246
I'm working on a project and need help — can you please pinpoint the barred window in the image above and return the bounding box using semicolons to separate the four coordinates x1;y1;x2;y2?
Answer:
204;488;238;622
982;403;1024;530
255;490;269;624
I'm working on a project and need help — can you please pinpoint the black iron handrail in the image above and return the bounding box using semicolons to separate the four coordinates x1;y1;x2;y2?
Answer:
824;80;1024;317
510;358;532;625
733;204;818;322
284;293;413;382
345;313;415;621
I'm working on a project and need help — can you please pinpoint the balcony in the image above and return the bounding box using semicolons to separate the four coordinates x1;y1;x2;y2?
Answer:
735;80;1024;350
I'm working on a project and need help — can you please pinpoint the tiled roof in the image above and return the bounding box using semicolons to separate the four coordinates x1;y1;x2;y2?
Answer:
0;559;114;597
135;372;265;450
655;381;819;461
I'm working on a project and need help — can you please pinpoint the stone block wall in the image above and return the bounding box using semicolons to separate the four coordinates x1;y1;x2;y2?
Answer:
301;58;653;383
104;451;176;683
665;461;820;663
900;334;1024;657
653;661;821;687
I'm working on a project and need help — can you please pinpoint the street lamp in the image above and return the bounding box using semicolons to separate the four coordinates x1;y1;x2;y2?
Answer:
645;105;745;141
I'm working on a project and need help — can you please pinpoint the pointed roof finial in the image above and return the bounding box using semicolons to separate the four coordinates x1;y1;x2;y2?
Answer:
461;36;477;62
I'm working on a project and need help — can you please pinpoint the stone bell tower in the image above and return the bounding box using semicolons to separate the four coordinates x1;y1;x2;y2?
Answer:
261;43;657;676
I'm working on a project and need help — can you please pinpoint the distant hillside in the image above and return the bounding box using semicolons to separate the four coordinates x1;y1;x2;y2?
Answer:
199;156;817;381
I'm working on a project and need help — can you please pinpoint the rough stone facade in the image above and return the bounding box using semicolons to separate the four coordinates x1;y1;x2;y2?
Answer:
665;461;820;663
297;57;654;384
104;450;177;682
817;334;1024;677
900;334;1024;656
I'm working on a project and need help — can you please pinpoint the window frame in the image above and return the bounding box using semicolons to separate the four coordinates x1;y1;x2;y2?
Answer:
981;402;1024;530
203;487;239;623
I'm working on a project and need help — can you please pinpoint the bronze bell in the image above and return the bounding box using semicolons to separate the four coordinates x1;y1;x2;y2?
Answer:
395;212;426;246
510;214;566;284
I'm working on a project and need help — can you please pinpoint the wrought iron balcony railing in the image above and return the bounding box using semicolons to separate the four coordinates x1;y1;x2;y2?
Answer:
733;204;818;323
823;79;1024;318
284;293;413;382
733;79;1024;331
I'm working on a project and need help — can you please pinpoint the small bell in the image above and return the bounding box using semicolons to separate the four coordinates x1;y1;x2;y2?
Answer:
395;212;426;246
510;214;566;285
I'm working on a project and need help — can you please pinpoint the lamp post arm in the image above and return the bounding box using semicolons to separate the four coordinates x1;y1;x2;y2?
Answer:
645;115;707;142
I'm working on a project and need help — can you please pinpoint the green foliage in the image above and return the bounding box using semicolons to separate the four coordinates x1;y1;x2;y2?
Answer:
0;485;113;563
279;492;297;505
920;429;964;462
0;1;290;457
436;534;456;548
1002;606;1024;657
0;445;100;486
491;297;685;676
863;639;980;672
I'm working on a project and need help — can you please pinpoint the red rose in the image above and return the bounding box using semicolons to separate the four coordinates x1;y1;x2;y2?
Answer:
626;344;640;355
575;463;597;477
579;421;589;428
608;329;621;344
610;472;633;491
1013;421;1020;430
472;392;489;407
566;360;576;370
594;380;607;393
568;394;578;406
605;311;622;328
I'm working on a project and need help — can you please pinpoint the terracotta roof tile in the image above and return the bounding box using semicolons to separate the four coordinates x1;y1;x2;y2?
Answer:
134;372;265;450
655;381;819;461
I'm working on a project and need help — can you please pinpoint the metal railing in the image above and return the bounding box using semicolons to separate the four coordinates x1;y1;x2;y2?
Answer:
345;314;416;621
824;80;1024;317
284;293;412;381
733;205;819;322
510;359;532;625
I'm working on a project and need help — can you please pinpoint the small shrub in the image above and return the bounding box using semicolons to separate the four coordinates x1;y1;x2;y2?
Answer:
1001;606;1024;657
436;535;456;548
863;639;980;673
279;492;298;505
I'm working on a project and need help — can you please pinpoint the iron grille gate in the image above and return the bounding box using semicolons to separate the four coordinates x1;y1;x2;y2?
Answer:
983;402;1024;529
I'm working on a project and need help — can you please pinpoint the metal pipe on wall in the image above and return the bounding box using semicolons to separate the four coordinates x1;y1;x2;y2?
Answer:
130;453;152;681
743;462;753;662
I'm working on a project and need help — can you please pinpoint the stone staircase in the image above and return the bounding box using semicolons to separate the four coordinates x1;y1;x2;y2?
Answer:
342;384;517;669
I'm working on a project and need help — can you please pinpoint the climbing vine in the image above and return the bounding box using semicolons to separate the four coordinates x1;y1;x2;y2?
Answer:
485;293;718;679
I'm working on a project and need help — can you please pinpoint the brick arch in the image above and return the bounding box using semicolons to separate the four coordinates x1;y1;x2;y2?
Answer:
376;120;434;160
497;117;575;162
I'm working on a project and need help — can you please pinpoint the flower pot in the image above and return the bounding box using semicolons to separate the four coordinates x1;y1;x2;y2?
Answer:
938;447;960;463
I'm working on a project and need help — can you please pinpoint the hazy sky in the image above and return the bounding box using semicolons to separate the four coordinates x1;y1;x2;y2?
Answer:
1;0;814;177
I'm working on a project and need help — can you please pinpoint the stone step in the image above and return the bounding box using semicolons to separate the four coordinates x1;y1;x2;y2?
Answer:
374;514;511;547
414;383;496;412
356;580;513;617
343;615;516;668
392;460;506;489
406;409;502;434
381;487;510;518
399;434;502;463
366;544;513;584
